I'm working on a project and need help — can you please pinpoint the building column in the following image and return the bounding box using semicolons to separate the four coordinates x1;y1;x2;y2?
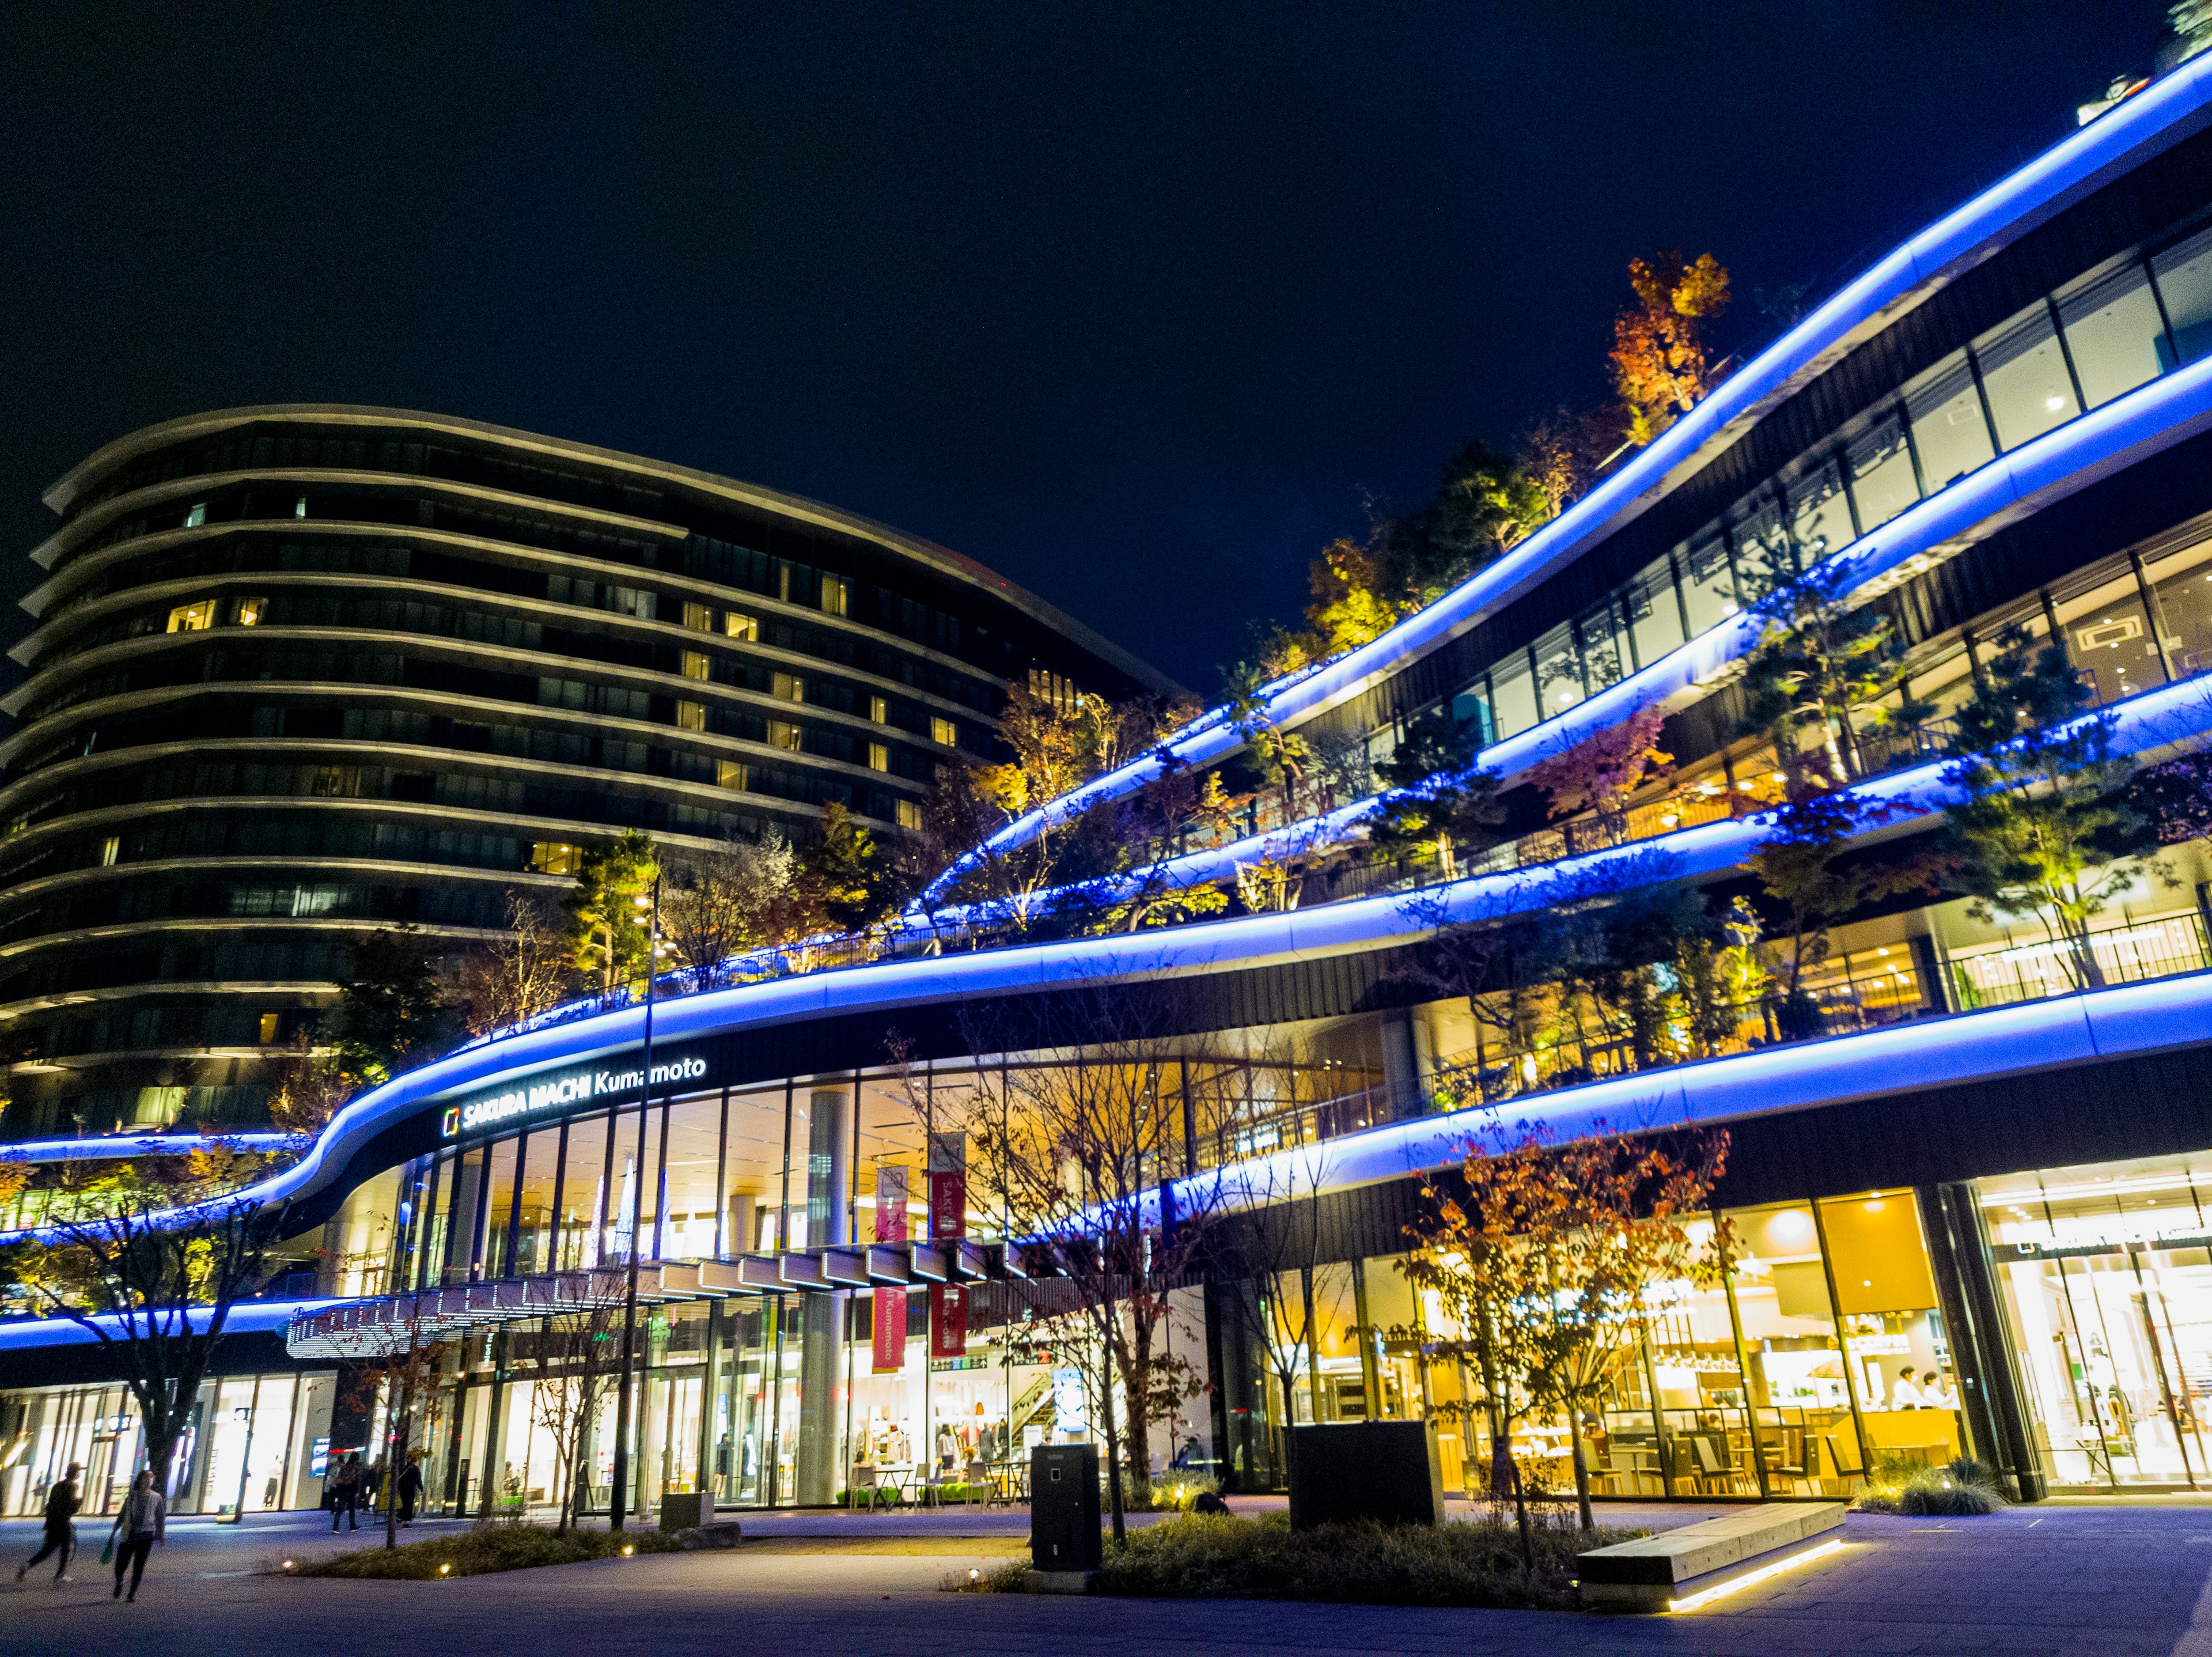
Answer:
795;1086;851;1505
1918;1182;2046;1500
698;1299;725;1507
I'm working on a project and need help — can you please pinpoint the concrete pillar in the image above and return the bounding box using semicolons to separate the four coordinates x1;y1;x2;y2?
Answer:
795;1087;850;1505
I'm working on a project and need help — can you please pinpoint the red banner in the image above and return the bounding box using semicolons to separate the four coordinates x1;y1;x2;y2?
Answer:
929;1284;967;1359
927;1133;967;1359
873;1166;908;1374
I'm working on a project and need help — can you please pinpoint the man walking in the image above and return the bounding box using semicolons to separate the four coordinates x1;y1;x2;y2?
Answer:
329;1452;360;1533
107;1469;165;1602
395;1451;425;1526
16;1463;82;1584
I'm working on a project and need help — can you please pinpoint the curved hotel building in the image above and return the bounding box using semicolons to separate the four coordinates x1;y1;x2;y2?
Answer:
13;60;2212;1524
0;410;1174;1138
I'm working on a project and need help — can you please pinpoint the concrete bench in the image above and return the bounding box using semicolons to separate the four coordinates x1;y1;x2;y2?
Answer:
1578;1501;1846;1612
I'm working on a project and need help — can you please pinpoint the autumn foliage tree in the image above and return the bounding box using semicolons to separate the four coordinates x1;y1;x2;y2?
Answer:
1611;251;1732;445
1400;1119;1730;1541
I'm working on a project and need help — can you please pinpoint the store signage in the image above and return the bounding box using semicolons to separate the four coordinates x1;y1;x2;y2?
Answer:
874;1166;908;1375
929;1131;967;1360
440;1053;709;1138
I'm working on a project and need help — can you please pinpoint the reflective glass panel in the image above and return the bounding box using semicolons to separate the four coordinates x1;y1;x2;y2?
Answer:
1577;600;1628;692
1903;350;1995;490
1488;650;1538;739
1974;304;2078;450
1624;558;1687;668
1845;407;1919;531
1679;527;1740;635
1786;455;1855;567
2153;225;2212;368
1533;622;1585;717
2145;535;2212;678
2058;257;2168;408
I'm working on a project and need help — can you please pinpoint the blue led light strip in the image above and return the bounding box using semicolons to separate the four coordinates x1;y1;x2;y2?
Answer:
917;55;2212;907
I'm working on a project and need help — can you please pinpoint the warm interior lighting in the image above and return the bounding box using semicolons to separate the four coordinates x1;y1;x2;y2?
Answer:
1668;1538;1843;1612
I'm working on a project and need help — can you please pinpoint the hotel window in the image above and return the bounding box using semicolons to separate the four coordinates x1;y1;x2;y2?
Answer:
529;842;583;876
681;650;710;682
1533;622;1584;716
257;1012;282;1045
716;759;749;791
683;601;714;632
771;672;804;703
294;496;308;519
1677;527;1739;637
99;835;120;867
1785;455;1854;566
821;574;850;617
1487;649;1538;740
183;502;206;529
868;742;889;771
767;719;802;752
1902;349;1995;491
2056;256;2166;408
236;596;268;627
895;799;922;830
724;611;759;641
1843;406;1919;531
1624;559;1686;668
870;694;888;723
1972;302;2078;451
929;715;956;747
675;700;706;732
2153;225;2212;368
166;599;218;633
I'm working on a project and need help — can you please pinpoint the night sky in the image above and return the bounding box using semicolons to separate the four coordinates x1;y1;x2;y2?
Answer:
0;2;2176;700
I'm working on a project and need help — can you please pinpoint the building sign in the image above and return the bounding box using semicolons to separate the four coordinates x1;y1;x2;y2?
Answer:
873;1166;908;1375
929;1130;966;1360
440;1053;708;1138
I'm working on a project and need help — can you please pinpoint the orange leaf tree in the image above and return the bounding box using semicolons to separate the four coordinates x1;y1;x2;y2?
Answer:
1611;251;1732;443
1400;1119;1730;1538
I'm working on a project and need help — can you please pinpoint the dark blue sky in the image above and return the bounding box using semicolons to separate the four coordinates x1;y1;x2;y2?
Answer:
0;2;2174;694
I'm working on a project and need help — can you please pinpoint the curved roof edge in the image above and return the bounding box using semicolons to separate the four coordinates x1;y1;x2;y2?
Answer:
918;52;2212;901
38;403;1181;701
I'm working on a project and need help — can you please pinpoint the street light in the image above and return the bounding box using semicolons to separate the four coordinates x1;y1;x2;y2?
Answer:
609;867;661;1533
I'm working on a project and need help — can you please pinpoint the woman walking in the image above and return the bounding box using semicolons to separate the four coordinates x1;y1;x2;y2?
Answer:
107;1470;165;1602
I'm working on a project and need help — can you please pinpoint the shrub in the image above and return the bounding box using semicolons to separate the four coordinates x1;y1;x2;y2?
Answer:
1855;1456;2006;1517
947;1510;1644;1609
289;1520;687;1579
943;1558;1033;1593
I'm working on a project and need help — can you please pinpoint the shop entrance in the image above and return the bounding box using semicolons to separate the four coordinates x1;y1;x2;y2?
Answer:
1983;1153;2212;1490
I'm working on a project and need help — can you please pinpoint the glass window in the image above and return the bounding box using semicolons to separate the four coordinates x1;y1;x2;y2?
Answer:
2057;258;2168;408
767;720;802;752
895;799;922;830
716;759;749;790
724;611;759;641
771;672;804;703
676;700;706;732
929;716;956;746
2054;571;2165;705
821;575;850;617
183;503;206;528
2153;225;2212;369
1903;350;1995;490
235;596;267;626
1974;304;2078;451
1449;682;1497;745
1624;559;1686;668
681;650;710;682
1844;407;1919;531
1488;650;1538;739
868;742;889;772
1786;455;1854;568
530;841;581;876
166;599;217;633
683;601;714;632
869;695;888;723
1576;601;1628;692
2145;536;2212;677
1533;622;1585;717
1679;527;1740;637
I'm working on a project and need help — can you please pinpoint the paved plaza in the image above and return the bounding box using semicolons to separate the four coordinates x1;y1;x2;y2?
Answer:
6;1500;2212;1655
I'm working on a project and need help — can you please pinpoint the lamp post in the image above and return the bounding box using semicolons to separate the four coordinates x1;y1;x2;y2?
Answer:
609;871;662;1532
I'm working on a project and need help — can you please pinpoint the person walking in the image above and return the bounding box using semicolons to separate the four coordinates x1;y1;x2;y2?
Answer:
328;1453;361;1533
16;1462;82;1583
394;1452;424;1527
107;1469;165;1602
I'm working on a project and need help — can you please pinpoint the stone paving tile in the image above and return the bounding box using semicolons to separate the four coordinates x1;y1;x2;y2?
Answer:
3;1503;2209;1656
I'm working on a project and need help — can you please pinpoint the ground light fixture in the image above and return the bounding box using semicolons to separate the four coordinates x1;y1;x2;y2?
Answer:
622;1544;634;1557
1666;1538;1845;1613
439;1563;452;1576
